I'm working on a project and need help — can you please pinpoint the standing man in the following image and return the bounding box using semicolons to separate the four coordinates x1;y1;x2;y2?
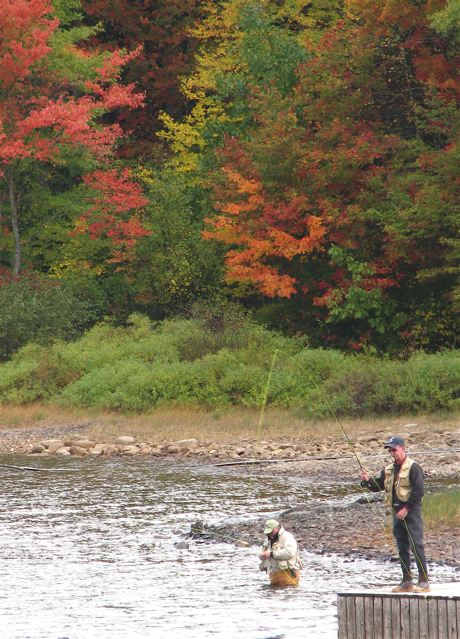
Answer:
360;435;430;593
259;519;302;586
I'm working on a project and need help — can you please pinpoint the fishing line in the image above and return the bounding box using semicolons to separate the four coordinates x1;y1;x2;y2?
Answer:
250;350;299;583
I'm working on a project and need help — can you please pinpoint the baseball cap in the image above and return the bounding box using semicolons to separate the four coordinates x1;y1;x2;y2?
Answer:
263;519;280;534
384;435;406;449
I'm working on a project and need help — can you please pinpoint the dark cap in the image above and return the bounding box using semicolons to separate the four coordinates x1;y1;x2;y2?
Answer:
384;435;405;449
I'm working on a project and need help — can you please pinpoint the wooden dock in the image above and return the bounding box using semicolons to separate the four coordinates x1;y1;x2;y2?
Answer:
337;583;460;639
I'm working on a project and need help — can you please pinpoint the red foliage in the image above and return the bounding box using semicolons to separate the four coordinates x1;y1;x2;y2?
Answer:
75;169;150;265
0;0;148;275
0;0;144;173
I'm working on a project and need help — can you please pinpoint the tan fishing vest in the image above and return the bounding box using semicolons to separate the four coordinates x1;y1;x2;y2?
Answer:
383;456;414;507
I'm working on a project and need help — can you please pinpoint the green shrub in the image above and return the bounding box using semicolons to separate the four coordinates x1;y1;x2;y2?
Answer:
0;275;107;360
0;312;459;416
0;342;79;403
395;351;460;412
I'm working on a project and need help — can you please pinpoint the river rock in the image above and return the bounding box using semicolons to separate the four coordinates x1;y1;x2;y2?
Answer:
172;439;199;451
115;436;136;445
40;439;65;451
165;445;180;454
139;447;152;455
174;541;189;550
30;444;45;454
47;440;66;454
234;540;250;547
89;444;105;456
72;440;96;450
121;445;140;455
103;444;119;456
69;445;87;456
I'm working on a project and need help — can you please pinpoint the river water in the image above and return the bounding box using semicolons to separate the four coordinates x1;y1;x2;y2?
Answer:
0;455;457;639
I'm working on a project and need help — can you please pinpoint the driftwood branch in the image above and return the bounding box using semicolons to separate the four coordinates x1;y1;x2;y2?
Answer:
215;448;460;467
0;463;77;472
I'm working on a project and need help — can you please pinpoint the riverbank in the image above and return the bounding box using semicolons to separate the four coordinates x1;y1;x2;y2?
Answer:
1;405;459;568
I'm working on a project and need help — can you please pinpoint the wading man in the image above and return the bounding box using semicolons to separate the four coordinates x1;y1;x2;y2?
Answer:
360;435;430;593
259;519;302;586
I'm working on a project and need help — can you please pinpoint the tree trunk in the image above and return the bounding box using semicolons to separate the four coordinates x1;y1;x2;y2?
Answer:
8;173;21;277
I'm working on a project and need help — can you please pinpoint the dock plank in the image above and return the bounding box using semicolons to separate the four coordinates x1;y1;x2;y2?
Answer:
391;596;401;639
427;597;439;639
373;595;383;639
446;599;457;639
355;596;366;639
409;596;419;638
418;595;429;639
400;597;411;639
346;595;356;638
337;595;347;639
363;595;374;639
382;596;393;639
438;598;448;639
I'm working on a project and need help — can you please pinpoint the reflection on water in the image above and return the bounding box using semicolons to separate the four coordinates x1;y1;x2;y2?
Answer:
0;456;457;639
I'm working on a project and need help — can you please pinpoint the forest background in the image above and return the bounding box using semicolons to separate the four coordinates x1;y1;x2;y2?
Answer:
0;0;459;416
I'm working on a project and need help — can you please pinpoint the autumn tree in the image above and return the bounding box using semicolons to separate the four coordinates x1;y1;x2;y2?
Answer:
165;0;458;351
0;0;146;277
81;0;203;156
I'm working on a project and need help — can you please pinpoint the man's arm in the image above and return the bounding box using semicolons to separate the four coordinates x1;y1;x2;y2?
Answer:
406;462;424;509
360;469;385;492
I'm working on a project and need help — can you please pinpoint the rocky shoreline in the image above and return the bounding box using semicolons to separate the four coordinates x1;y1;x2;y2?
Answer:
1;419;459;568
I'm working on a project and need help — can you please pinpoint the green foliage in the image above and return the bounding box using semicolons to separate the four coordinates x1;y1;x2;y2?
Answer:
0;314;459;416
0;276;107;360
132;169;224;317
430;0;460;51
304;351;460;417
0;343;79;403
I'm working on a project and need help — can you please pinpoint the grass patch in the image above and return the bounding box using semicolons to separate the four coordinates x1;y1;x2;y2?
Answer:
423;489;460;530
0;403;458;446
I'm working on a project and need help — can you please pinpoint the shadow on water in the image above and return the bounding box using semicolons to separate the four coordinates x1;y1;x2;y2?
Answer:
0;455;458;639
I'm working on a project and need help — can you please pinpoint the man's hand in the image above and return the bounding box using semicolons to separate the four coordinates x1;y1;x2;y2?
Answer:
360;469;370;482
396;506;409;520
259;550;271;560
